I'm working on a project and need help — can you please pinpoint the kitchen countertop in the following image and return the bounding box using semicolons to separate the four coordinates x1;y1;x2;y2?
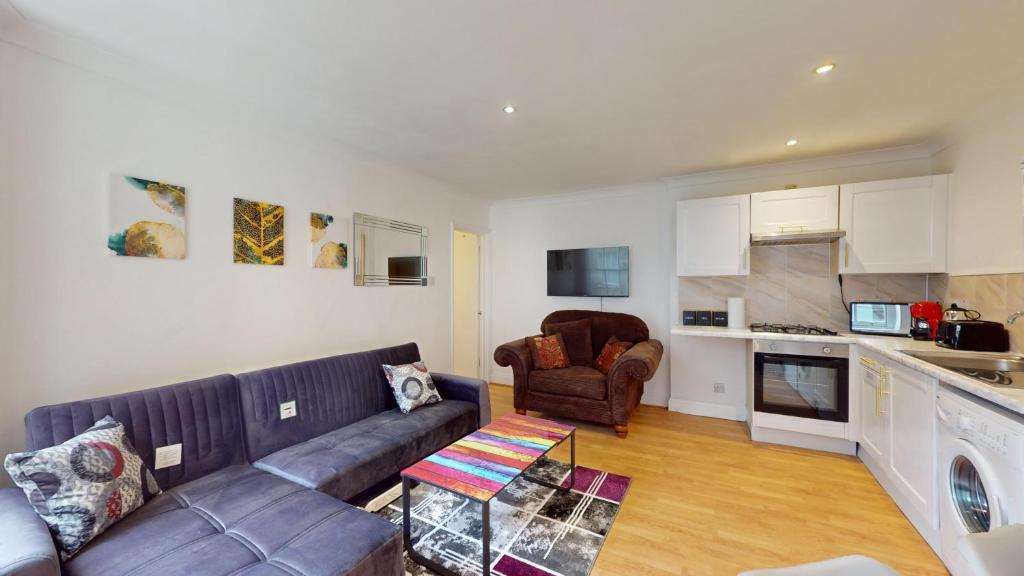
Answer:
671;325;1024;415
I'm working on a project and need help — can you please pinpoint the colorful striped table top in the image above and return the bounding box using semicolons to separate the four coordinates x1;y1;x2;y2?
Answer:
401;414;575;501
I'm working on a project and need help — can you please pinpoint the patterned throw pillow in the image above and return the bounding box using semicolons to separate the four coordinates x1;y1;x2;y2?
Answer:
595;336;634;374
383;361;443;413
526;334;571;370
4;416;161;559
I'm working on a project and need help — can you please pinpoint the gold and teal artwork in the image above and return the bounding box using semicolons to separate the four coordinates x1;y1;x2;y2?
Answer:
234;198;285;265
310;212;348;269
107;175;186;259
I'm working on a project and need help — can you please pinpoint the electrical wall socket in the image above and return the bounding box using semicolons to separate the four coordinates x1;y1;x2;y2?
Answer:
713;382;726;394
280;400;297;420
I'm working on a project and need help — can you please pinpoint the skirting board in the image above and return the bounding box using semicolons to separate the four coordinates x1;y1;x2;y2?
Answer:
490;373;513;385
668;398;746;422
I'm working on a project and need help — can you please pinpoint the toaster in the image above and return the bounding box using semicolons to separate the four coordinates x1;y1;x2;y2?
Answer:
935;320;1010;352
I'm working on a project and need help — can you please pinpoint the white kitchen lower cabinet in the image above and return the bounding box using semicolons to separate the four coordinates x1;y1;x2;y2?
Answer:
853;347;940;553
887;362;938;530
858;353;889;463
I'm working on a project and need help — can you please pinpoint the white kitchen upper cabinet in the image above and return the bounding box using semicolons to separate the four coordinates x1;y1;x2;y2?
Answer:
676;194;750;276
888;363;938;529
839;175;949;274
750;185;839;235
858;353;889;463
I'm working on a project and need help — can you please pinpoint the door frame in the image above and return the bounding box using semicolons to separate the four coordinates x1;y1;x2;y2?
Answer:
449;222;489;379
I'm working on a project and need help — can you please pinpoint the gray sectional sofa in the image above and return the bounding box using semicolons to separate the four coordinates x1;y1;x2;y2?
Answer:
0;343;490;576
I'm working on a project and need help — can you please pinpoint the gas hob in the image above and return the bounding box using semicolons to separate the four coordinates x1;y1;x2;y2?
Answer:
750;323;839;336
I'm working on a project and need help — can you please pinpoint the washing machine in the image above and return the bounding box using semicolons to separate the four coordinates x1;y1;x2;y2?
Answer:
937;385;1024;576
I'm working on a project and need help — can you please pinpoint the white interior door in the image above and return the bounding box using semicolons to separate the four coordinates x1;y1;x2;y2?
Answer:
453;230;481;377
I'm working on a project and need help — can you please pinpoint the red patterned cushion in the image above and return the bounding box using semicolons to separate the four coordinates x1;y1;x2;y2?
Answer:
595;336;634;374
525;334;570;370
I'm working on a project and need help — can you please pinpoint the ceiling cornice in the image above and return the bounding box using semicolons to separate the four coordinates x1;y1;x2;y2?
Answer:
660;143;935;192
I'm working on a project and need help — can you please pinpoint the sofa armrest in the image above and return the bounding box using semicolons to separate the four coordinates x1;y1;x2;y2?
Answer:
609;339;663;383
493;338;535;410
0;488;59;576
432;372;491;426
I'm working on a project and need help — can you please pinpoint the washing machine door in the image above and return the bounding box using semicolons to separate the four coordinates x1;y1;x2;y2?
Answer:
947;438;1006;534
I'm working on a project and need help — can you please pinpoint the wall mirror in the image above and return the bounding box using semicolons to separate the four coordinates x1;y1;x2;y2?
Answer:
353;212;428;286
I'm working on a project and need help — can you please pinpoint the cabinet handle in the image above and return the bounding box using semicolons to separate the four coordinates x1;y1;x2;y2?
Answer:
875;385;881;417
860;356;877;369
844;240;850;268
777;225;807;233
880;368;890;395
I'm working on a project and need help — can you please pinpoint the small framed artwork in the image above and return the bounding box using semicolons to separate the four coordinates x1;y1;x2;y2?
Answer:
310;212;348;269
107;175;186;259
233;197;285;265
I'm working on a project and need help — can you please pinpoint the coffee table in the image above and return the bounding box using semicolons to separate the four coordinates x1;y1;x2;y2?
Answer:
400;414;576;576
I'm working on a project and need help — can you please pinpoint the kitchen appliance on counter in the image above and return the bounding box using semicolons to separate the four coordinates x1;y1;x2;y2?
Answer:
750;339;855;455
749;323;838;336
936;320;1010;352
849;301;912;337
910;301;943;340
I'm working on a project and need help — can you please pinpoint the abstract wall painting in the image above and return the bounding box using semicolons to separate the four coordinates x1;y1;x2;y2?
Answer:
233;198;285;265
107;175;187;259
310;212;348;269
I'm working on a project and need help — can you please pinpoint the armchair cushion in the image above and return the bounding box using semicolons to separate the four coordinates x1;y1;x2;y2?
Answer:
529;366;607;401
543;318;594;366
595;336;634;374
525;334;570;370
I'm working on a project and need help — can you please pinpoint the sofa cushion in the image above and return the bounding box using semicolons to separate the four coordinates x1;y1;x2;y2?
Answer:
254;401;478;502
543;318;594;366
237;343;421;462
382;361;441;414
23;374;243;491
5;416;161;559
63;465;402;576
529;366;607;401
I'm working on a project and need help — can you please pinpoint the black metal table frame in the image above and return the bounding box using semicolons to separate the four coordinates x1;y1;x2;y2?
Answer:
401;429;575;576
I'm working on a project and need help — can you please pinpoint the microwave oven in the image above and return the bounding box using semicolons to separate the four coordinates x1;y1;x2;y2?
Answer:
849;302;912;337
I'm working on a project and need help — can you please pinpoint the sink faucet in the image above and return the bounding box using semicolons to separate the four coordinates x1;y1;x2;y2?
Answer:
1010;311;1024;324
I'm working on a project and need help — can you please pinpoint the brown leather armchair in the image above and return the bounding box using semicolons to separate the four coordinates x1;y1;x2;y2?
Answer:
494;310;663;438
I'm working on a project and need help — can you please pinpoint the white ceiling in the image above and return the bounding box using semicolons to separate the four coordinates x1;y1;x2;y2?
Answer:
4;0;1024;199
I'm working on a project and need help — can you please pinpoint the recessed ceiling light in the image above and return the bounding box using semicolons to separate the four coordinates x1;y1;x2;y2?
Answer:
786;139;798;147
815;63;835;75
503;105;516;114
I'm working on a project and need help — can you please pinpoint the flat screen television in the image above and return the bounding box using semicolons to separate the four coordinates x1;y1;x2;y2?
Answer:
547;247;629;297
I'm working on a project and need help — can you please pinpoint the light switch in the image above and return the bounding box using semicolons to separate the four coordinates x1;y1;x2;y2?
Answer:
280;400;297;420
154;444;182;470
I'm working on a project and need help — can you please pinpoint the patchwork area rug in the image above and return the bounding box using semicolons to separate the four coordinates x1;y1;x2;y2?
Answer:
373;458;631;576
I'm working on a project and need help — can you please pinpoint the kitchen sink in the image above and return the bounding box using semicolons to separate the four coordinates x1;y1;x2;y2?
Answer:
901;350;1024;372
900;350;1024;387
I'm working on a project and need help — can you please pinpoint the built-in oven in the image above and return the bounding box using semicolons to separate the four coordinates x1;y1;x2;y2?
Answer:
754;340;849;423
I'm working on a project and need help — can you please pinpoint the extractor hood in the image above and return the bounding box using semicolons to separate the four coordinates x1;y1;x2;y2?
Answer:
750;228;846;246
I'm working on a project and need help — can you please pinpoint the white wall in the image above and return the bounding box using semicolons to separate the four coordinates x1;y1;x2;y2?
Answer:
0;42;489;477
488;147;936;407
932;76;1024;276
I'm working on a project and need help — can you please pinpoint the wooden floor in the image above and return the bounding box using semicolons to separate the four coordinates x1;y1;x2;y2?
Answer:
488;384;948;576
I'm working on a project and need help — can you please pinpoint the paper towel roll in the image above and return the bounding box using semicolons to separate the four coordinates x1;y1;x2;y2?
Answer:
727;297;745;329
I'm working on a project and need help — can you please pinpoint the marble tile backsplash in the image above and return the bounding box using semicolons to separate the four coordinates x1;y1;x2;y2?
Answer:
928;273;1024;352
678;244;929;332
